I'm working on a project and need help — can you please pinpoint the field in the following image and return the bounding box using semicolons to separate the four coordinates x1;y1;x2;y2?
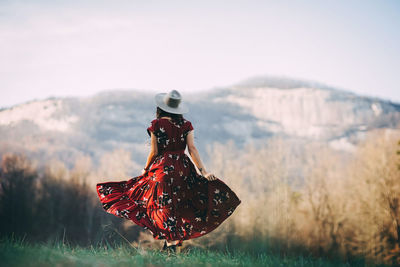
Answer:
1;130;400;266
0;236;366;267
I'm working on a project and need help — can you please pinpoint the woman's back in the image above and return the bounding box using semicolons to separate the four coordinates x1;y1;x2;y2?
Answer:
147;117;193;153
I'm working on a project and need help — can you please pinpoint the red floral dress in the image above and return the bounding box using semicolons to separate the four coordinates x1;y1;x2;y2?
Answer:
96;118;241;246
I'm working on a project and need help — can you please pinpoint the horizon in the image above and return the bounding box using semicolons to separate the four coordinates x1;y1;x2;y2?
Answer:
2;74;400;109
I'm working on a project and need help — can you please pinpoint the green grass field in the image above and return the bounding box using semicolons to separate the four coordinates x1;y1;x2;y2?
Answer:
0;236;372;267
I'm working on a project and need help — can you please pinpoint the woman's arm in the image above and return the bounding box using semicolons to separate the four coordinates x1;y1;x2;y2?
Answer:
142;132;158;174
186;130;216;181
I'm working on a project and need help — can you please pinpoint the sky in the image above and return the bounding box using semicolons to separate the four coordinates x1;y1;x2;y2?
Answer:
0;0;399;108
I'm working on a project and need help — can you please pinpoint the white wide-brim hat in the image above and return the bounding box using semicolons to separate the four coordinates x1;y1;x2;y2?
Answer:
155;90;189;114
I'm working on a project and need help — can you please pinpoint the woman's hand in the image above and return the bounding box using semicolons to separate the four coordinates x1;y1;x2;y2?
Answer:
141;168;148;175
203;172;217;181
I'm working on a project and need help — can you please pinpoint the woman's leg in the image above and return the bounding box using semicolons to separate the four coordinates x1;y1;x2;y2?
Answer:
166;240;178;246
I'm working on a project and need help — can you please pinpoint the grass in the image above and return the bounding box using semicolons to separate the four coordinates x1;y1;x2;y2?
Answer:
0;236;370;267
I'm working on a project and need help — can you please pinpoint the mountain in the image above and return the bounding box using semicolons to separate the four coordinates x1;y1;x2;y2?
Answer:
1;76;399;170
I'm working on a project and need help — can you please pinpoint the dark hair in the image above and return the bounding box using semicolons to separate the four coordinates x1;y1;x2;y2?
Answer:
156;107;184;124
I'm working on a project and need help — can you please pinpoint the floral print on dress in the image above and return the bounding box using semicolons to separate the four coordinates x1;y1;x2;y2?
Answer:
135;211;147;221
168;154;180;160
154;127;169;148
183;157;189;168
163;216;177;232
172;185;181;195
182;175;196;190
183;221;193;235
213;189;230;205
197;191;208;205
163;165;174;175
116;209;130;219
98;185;113;197
158;192;172;207
96;117;241;244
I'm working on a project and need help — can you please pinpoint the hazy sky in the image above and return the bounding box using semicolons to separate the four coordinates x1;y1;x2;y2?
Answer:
1;0;399;108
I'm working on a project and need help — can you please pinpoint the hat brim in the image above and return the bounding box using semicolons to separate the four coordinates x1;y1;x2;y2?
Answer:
155;93;189;114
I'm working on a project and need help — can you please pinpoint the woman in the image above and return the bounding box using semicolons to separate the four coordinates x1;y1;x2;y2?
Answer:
96;90;241;254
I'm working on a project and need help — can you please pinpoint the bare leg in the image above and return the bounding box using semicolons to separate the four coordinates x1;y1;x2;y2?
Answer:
166;240;177;246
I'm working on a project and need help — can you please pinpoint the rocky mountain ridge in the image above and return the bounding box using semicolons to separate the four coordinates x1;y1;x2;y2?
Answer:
1;76;399;170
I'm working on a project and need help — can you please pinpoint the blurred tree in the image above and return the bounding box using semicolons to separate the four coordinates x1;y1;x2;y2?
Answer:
0;153;38;238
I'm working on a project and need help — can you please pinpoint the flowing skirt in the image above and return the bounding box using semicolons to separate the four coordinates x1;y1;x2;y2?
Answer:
96;150;241;245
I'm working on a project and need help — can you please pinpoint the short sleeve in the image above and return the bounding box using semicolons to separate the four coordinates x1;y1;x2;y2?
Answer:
185;120;194;133
147;119;158;136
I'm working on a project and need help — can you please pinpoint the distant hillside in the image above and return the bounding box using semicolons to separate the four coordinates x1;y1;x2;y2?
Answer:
0;76;399;170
